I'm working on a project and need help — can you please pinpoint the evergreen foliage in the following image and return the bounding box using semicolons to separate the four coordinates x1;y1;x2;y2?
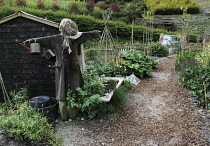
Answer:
14;0;26;7
0;6;170;42
144;0;200;15
151;42;169;57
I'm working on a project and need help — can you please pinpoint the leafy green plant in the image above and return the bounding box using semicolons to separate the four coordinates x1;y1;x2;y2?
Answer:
67;79;132;118
84;48;97;61
0;102;63;145
10;88;30;104
186;33;199;43
109;80;132;108
67;88;103;119
67;50;150;118
195;47;210;68
66;65;105;118
0;88;63;145
119;49;157;78
174;48;197;71
179;66;210;108
177;47;210;109
94;80;132;116
98;60;128;77
85;60;128;77
66;61;132;118
151;42;169;57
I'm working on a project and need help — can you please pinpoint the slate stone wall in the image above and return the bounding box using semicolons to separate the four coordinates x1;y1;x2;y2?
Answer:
0;17;59;101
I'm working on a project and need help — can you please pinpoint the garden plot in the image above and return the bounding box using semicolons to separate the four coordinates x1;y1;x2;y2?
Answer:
54;55;210;146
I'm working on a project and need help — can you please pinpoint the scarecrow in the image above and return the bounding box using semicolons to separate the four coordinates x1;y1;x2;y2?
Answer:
23;19;101;120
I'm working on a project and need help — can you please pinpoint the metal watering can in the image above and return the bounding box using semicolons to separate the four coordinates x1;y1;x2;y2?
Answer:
20;39;41;54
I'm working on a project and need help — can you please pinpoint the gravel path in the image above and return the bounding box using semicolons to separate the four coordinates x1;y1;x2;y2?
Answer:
55;55;210;146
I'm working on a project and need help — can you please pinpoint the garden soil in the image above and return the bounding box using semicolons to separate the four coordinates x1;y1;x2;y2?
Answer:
1;55;210;146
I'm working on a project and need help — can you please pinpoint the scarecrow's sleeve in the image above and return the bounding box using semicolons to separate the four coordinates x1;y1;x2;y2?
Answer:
77;30;101;44
23;34;60;47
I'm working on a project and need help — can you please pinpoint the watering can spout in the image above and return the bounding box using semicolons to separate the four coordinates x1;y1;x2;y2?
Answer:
19;43;30;50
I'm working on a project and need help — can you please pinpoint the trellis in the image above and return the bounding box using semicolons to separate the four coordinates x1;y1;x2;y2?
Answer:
203;25;210;48
95;9;116;62
177;7;190;49
142;10;154;55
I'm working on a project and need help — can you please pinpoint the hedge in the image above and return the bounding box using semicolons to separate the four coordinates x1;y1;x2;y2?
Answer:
0;6;170;42
144;0;200;15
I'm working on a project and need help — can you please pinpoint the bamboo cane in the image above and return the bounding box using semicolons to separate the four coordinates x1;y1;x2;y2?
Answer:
0;72;12;108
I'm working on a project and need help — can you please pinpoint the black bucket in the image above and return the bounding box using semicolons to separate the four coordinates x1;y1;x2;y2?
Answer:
29;96;51;108
29;96;58;122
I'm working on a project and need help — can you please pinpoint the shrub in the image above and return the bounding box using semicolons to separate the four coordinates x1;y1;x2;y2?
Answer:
0;0;5;6
84;48;98;61
177;47;210;109
0;103;63;145
66;63;105;118
66;79;132;118
97;1;106;10
85;60;129;78
85;1;95;12
14;0;26;7
10;88;30;104
186;33;198;43
0;6;169;42
144;0;200;15
151;42;169;57
195;47;210;68
91;8;103;19
119;1;146;23
110;3;120;12
70;2;79;13
36;0;45;9
119;49;157;78
174;48;197;71
179;66;210;108
52;0;60;10
0;89;63;145
66;60;133;118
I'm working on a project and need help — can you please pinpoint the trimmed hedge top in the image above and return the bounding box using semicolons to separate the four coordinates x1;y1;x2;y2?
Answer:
0;6;171;41
144;0;200;15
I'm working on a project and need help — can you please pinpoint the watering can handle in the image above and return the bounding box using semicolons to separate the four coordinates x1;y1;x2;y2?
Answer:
19;43;30;50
